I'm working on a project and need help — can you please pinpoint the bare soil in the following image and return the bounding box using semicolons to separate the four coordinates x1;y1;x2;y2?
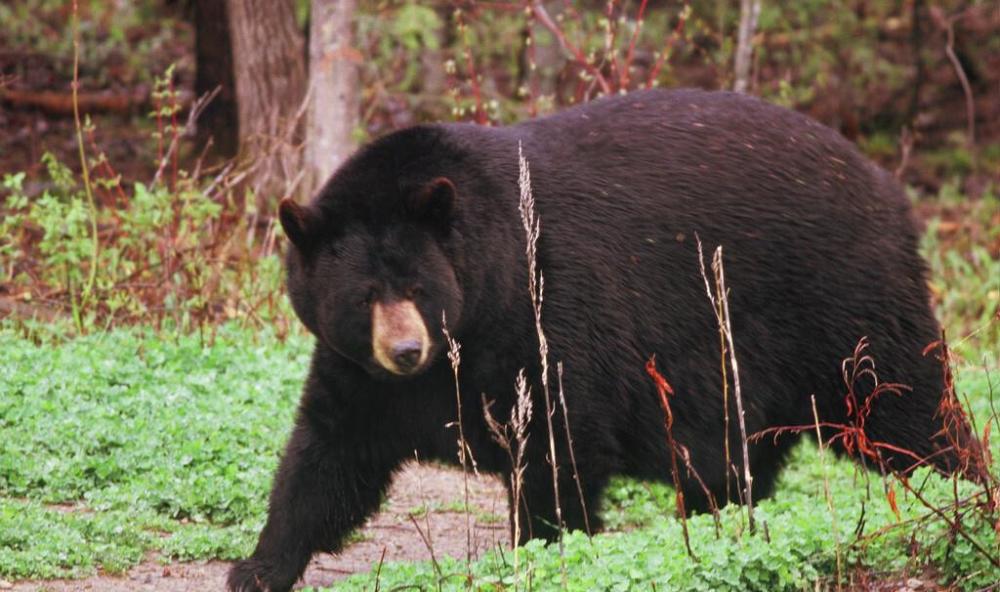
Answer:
6;463;509;592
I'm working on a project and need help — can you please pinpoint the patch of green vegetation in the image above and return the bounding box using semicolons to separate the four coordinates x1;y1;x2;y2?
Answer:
923;145;975;179
0;325;310;577
919;183;1000;358
602;477;675;530
0;0;186;87
0;499;149;578
2;155;290;333
859;130;898;160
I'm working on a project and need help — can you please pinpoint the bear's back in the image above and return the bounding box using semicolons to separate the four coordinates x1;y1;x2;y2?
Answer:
441;89;939;438
513;88;896;214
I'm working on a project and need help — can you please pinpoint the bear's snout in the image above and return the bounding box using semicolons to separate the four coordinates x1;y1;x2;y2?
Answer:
371;300;430;375
391;340;423;372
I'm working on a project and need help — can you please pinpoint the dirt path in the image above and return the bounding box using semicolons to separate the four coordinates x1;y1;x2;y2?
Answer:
7;464;509;592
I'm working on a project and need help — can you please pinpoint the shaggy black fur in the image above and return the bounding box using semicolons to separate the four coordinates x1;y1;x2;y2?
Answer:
228;89;973;592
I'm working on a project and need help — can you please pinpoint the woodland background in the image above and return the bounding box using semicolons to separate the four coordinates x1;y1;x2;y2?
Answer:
0;1;997;591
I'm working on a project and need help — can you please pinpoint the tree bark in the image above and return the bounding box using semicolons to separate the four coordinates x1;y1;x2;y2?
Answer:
304;0;360;194
733;0;761;93
193;0;237;158
226;0;307;202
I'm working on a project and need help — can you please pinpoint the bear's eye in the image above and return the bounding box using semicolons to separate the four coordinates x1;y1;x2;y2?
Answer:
359;288;377;309
405;286;424;300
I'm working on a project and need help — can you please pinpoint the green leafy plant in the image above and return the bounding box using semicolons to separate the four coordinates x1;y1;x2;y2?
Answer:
0;325;310;577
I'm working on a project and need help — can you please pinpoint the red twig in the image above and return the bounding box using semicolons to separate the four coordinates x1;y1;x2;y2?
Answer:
925;337;994;490
646;355;697;560
530;1;612;95
754;336;998;570
620;0;649;89
646;4;689;88
84;124;127;207
169;76;179;190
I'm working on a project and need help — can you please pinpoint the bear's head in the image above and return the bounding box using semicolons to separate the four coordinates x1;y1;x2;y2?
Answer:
279;160;466;380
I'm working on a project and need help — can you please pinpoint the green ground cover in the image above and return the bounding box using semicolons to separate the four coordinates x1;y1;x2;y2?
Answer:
0;326;310;577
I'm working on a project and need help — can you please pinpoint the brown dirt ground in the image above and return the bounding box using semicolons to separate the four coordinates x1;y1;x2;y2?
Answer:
4;463;510;592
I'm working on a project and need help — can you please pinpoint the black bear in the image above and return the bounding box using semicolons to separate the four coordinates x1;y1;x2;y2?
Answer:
228;89;976;591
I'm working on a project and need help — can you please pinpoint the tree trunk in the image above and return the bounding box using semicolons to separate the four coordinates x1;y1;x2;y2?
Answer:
226;0;307;203
304;0;360;194
733;0;761;93
194;0;237;158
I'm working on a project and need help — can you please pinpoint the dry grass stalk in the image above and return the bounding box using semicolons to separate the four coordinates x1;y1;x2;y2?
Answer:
712;251;733;504
517;141;567;584
697;236;756;533
70;0;99;315
482;368;534;586
677;444;723;537
407;513;443;581
812;394;842;590
441;313;475;577
405;450;445;582
373;546;388;592
556;362;592;536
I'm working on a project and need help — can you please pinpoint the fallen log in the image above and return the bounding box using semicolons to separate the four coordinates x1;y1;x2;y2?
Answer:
0;87;192;116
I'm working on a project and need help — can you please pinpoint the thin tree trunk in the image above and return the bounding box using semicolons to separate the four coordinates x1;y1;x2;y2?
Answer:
305;0;360;195
226;0;307;203
906;0;925;127
733;0;761;93
194;0;237;158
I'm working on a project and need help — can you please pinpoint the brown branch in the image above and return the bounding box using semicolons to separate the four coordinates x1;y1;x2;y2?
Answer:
152;87;221;188
934;9;976;148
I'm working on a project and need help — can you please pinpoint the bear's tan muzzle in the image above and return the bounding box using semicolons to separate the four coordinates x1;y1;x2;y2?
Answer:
371;300;430;375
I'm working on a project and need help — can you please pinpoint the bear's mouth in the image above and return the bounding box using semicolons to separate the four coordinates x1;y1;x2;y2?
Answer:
371;300;431;376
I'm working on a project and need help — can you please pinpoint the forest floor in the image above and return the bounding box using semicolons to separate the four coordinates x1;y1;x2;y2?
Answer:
5;464;509;592
2;464;955;592
3;464;952;592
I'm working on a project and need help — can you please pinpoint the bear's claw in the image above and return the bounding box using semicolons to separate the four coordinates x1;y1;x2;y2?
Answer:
227;559;291;592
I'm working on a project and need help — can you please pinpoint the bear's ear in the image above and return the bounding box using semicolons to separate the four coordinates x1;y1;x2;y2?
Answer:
279;198;323;250
408;177;456;226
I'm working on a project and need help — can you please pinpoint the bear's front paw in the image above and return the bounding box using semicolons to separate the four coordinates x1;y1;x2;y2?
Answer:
227;559;293;592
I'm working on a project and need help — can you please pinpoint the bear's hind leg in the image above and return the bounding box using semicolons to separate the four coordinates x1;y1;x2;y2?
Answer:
680;433;800;516
511;460;608;545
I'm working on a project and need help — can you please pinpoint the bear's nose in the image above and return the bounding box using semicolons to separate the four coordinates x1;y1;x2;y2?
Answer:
392;340;423;371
